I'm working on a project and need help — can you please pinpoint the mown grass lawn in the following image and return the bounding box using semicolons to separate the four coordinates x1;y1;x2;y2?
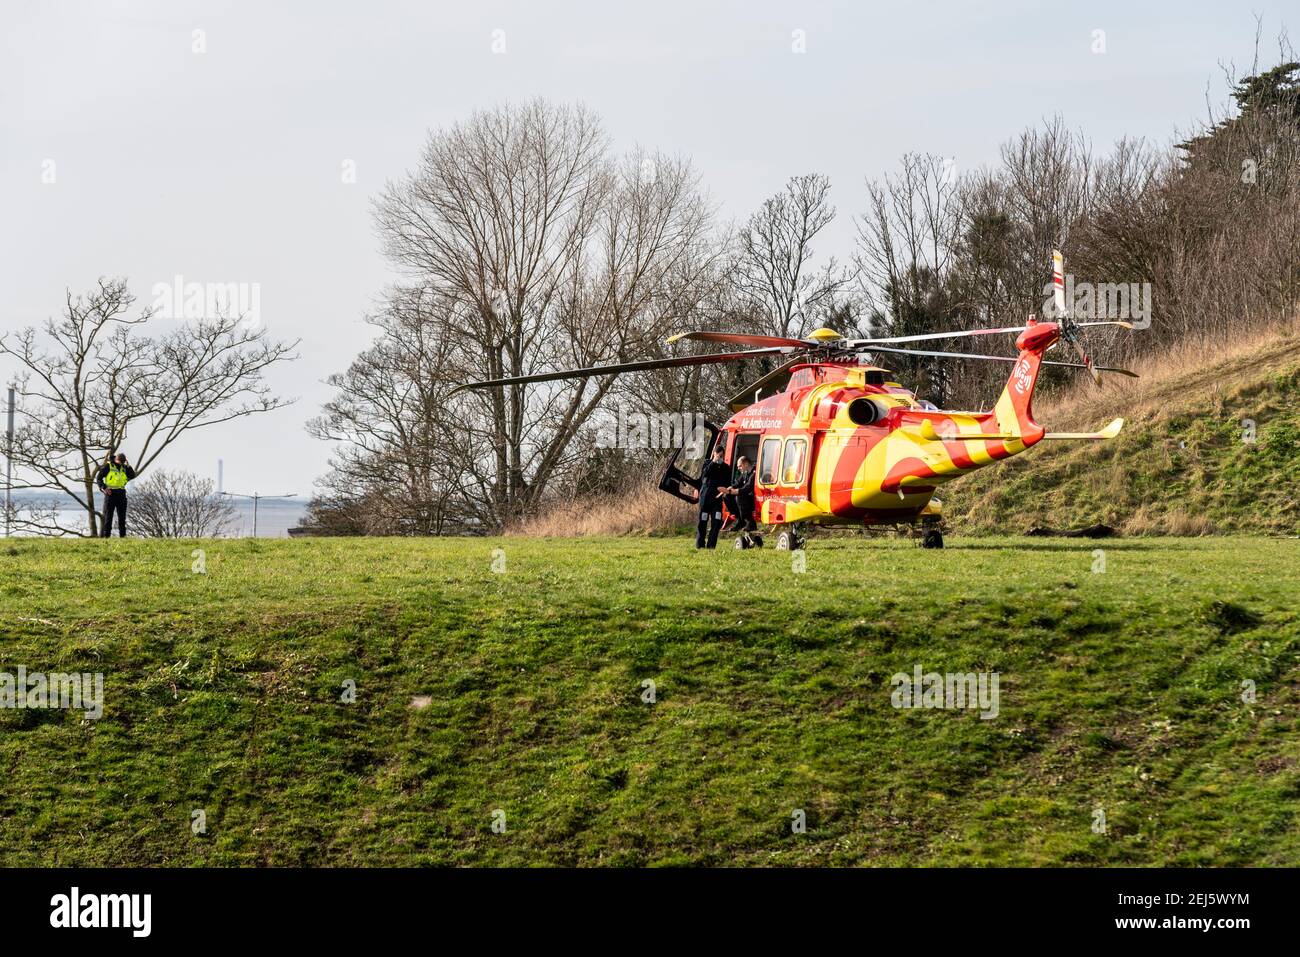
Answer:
1;534;1297;866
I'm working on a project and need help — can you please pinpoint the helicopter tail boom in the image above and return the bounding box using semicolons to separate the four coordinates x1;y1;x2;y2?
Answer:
983;320;1058;448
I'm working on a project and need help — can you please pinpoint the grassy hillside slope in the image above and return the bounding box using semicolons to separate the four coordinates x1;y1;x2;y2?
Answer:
942;331;1300;535
1;536;1297;866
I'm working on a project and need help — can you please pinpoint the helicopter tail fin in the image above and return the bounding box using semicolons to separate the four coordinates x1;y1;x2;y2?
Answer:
986;319;1058;442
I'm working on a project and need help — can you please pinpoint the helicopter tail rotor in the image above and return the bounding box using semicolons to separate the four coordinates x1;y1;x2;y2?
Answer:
1052;248;1105;386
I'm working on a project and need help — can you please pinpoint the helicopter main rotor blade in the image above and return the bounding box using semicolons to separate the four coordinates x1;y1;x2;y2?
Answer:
667;331;814;349
846;320;1132;348
863;345;1139;377
449;346;794;395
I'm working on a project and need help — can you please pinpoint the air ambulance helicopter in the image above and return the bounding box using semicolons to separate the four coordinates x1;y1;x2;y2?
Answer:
455;251;1136;549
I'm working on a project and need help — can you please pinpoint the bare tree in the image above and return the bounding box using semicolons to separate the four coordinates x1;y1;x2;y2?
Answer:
735;173;855;338
855;153;966;403
130;469;236;538
307;285;472;535
856;154;964;322
604;174;856;459
856;131;1102;407
373;99;719;529
1152;48;1300;348
0;280;298;536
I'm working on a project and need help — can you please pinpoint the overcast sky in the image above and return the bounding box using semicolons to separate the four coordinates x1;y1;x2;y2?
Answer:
2;0;1293;493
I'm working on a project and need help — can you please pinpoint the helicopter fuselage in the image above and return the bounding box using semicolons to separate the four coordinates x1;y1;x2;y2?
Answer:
709;323;1056;528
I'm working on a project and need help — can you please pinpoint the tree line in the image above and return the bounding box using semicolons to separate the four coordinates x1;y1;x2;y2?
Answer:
4;50;1295;538
308;55;1299;535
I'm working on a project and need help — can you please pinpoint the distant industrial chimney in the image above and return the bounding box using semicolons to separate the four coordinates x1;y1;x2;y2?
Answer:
217;458;224;496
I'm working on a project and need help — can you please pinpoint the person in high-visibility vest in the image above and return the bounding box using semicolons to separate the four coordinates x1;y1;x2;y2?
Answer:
94;451;136;538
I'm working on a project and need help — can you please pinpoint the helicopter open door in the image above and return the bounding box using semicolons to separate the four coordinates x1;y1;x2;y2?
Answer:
657;420;722;504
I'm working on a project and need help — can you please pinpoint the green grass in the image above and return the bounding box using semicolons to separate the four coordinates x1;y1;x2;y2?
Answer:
1;535;1297;866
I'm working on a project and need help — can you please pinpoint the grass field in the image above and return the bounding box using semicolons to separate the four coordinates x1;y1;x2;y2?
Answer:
1;535;1297;866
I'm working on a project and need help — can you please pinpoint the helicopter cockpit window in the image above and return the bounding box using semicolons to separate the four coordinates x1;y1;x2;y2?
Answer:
781;438;808;485
758;437;782;485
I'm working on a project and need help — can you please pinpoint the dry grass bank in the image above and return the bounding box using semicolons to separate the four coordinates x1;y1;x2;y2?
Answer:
509;481;694;537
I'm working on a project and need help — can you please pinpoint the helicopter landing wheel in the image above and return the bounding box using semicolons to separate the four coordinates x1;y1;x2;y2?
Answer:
774;526;805;551
921;528;944;549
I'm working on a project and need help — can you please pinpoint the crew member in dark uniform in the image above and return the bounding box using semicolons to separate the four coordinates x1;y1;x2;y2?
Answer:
722;455;758;543
94;451;136;538
695;446;731;549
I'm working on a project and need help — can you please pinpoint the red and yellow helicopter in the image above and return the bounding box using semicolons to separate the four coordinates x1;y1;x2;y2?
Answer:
457;251;1136;548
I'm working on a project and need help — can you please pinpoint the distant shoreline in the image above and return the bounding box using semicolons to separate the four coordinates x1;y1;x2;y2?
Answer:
3;490;308;538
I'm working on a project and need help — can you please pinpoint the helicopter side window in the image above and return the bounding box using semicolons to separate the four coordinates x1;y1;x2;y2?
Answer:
758;437;782;486
781;438;808;485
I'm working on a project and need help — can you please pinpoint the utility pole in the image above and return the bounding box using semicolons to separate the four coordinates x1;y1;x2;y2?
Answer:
221;490;297;538
4;386;13;538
